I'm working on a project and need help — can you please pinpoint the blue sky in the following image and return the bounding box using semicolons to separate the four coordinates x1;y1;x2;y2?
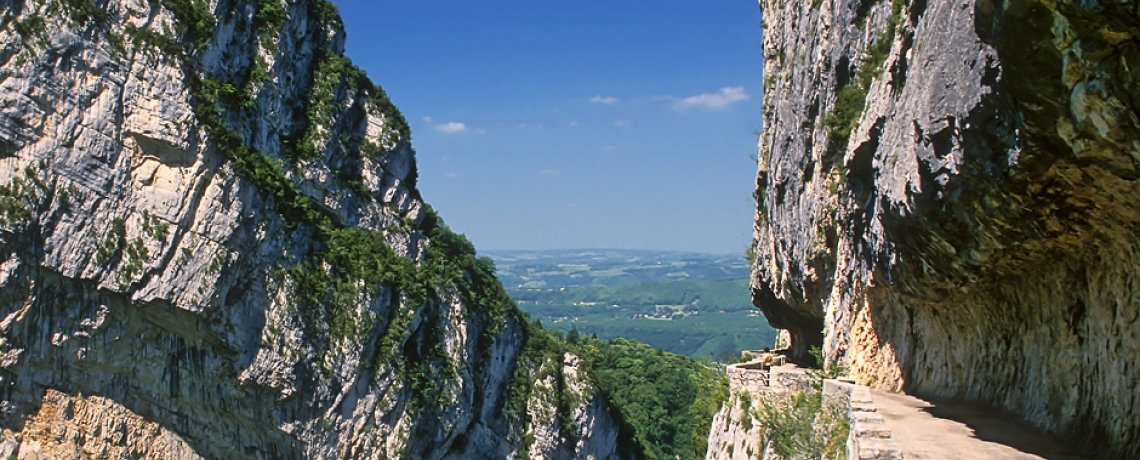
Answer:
335;1;763;254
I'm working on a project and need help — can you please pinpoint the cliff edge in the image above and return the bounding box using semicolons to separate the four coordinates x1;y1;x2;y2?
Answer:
750;0;1139;457
0;0;620;458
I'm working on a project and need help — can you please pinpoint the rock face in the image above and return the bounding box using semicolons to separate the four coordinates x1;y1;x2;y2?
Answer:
750;0;1139;457
705;393;768;460
706;364;815;460
0;0;620;458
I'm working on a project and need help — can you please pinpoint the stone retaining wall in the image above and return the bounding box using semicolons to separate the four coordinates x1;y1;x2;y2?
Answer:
770;368;813;393
727;361;769;392
824;380;900;460
726;362;814;395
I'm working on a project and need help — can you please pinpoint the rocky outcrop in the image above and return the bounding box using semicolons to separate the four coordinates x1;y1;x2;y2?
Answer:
0;0;619;458
706;392;769;460
706;362;818;460
750;0;1139;457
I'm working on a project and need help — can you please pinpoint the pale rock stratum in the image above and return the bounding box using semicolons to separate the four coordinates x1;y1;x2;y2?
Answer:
750;0;1139;457
0;0;620;458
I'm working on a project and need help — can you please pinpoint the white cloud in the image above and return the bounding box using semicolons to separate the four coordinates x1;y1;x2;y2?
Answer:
591;95;618;105
673;87;750;111
614;120;630;128
423;116;434;123
434;122;468;134
444;172;461;178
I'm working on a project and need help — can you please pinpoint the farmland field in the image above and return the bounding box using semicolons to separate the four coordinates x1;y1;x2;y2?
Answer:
485;249;777;359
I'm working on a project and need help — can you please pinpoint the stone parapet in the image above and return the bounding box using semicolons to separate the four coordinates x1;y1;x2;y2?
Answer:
770;367;813;392
726;361;813;395
726;361;769;392
824;380;900;460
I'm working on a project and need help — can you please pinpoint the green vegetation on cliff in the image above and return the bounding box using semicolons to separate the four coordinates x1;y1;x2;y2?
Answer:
508;325;729;460
127;0;523;424
823;0;906;162
127;1;731;456
752;390;848;459
587;337;729;459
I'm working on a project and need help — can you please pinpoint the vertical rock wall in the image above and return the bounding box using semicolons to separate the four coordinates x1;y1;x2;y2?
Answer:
750;0;1140;457
0;0;620;458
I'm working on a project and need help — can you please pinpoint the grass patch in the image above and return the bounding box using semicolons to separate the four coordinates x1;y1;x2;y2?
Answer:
823;0;907;164
750;346;850;458
755;390;849;459
0;165;49;227
254;0;287;51
13;14;45;37
60;0;112;27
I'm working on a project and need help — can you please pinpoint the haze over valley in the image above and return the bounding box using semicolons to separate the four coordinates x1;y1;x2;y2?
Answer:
487;249;776;359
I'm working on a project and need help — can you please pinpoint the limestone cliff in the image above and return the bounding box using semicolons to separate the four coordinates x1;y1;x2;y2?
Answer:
750;0;1139;457
0;0;620;458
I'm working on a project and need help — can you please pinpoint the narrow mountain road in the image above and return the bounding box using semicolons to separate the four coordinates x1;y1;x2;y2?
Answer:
871;391;1094;459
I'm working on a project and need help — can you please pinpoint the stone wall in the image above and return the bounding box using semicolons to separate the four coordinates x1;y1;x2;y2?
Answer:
709;362;823;460
726;361;814;396
727;361;770;392
823;380;900;460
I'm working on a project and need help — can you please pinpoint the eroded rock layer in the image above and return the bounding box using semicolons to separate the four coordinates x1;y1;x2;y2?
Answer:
0;0;619;458
750;0;1139;457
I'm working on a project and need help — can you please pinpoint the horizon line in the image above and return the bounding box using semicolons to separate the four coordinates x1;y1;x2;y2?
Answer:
478;247;745;257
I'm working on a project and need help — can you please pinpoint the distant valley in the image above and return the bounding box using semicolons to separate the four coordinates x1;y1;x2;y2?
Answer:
485;249;776;359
